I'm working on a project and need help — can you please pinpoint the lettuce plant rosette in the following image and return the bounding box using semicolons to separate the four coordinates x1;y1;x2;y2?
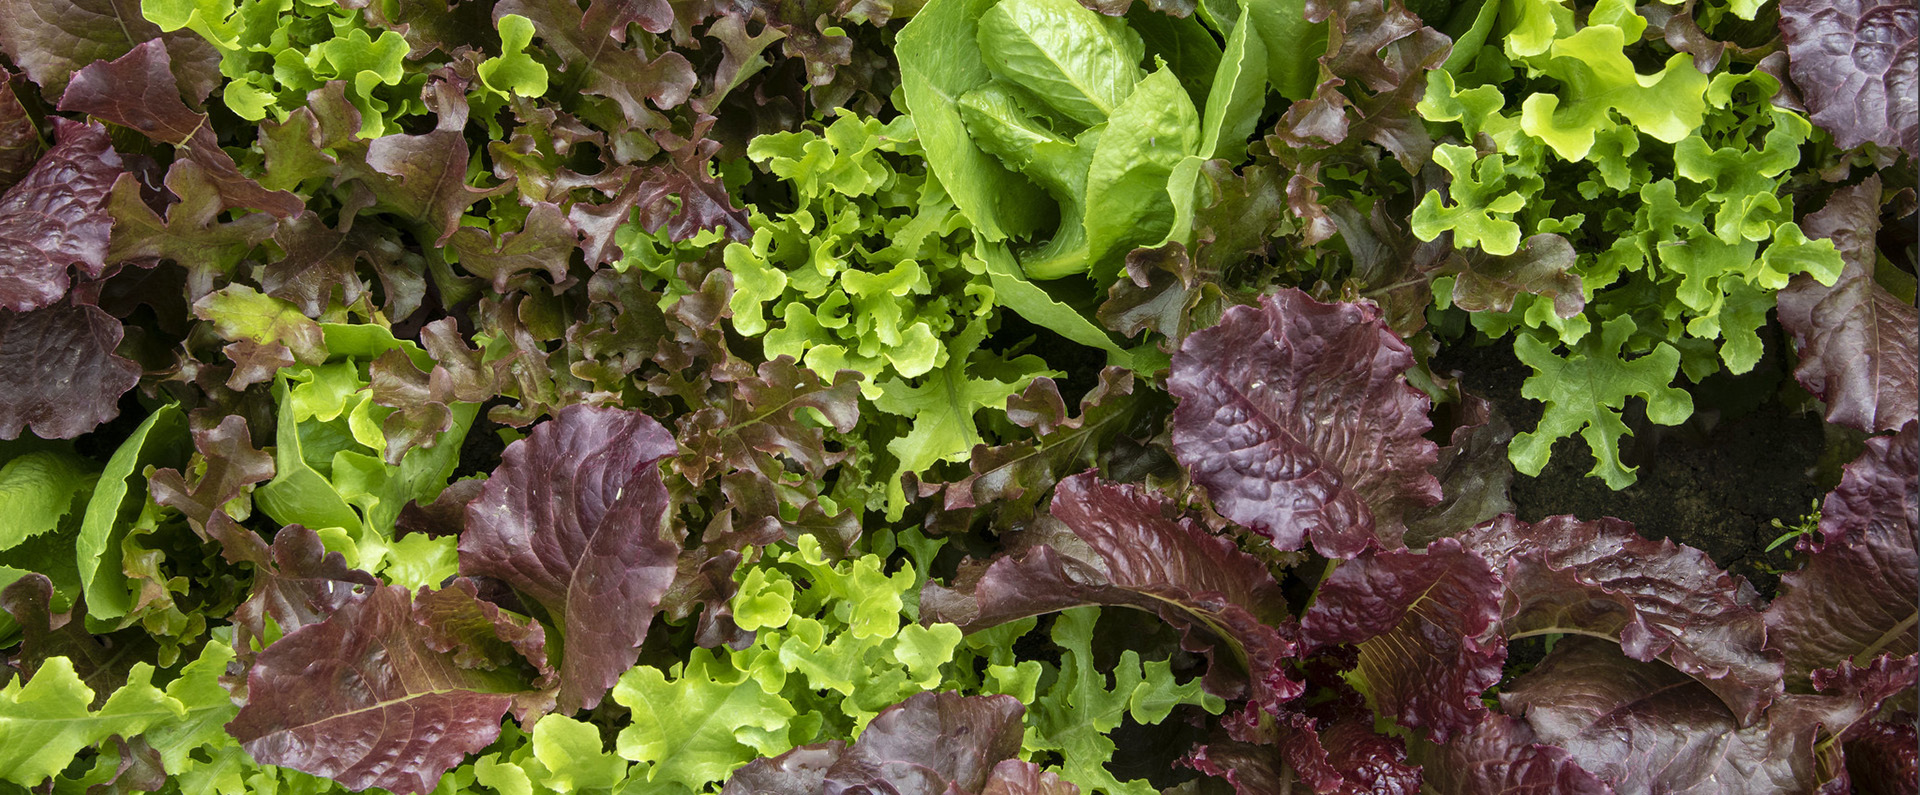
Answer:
0;0;1913;793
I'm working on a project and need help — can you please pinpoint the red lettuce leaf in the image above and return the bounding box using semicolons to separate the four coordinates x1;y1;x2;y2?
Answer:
724;742;848;795
1765;421;1919;690
1403;393;1516;548
59;41;302;219
1779;0;1917;157
211;522;380;659
1300;538;1504;741
1843;715;1919;795
1499;637;1914;795
0;119;121;313
0;0;219;101
1409;713;1613;795
820;691;1027;795
1190;707;1422;795
1167;288;1439;558
1777;176;1918;435
227;583;542;794
148;415;275;543
1;573;157;700
1461;514;1784;725
458;404;681;714
922;472;1302;712
0;302;140;440
0;67;41;190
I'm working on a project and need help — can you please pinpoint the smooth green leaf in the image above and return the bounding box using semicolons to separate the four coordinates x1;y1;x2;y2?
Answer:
77;406;191;622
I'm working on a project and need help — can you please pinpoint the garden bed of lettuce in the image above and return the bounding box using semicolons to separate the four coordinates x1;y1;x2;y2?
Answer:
0;0;1915;793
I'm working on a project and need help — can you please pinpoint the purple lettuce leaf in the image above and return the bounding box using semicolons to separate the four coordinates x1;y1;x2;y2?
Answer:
370;318;508;464
59;40;207;146
1779;0;1917;157
226;583;544;794
1776;176;1917;435
977;760;1081;795
0;119;121;313
0;67;39;191
722;742;848;795
210;522;380;660
1190;705;1423;795
147;415;276;543
1842;714;1918;795
923;472;1303;712
58;41;302;219
1765;421;1919;690
362;86;502;247
1407;713;1614;795
0;302;140;440
1403;393;1516;547
1167;288;1440;558
1499;637;1915;795
1;573;158;699
1300;538;1505;741
1461;514;1784;725
820;691;1027;795
458;404;682;714
0;0;220;101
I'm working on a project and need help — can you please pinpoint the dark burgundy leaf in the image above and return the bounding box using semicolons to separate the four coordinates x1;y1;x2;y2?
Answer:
1777;176;1918;434
1461;514;1784;724
923;472;1303;712
1779;0;1917;157
1500;638;1913;795
1301;538;1504;741
1766;421;1919;690
0;0;220;101
1403;393;1515;547
147;415;275;542
1;573;157;699
0;119;121;313
723;742;848;795
1409;714;1614;795
59;40;206;145
214;522;380;658
1168;289;1440;558
227;584;539;795
0;302;139;440
820;691;1027;795
0;68;39;191
459;404;682;713
1844;716;1919;795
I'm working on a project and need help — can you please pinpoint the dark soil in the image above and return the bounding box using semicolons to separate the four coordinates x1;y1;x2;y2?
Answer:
1433;320;1831;598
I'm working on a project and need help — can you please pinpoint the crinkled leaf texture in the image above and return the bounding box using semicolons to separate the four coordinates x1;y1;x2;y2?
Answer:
1777;176;1918;434
1410;713;1613;795
923;471;1301;713
460;404;681;714
1300;538;1504;742
1779;0;1917;156
1498;637;1914;794
1168;288;1439;558
0;302;139;440
1765;421;1918;690
724;691;1045;795
226;582;548;795
0;119;120;313
1460;514;1785;725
